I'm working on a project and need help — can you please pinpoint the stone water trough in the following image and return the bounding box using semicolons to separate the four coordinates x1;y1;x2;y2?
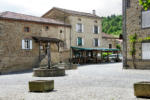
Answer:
29;80;54;92
33;67;65;77
134;81;150;98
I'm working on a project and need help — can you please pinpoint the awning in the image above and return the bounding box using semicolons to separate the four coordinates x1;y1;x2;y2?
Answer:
71;46;120;51
32;36;63;43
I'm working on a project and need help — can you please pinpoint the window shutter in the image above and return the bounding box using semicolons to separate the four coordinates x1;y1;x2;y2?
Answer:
98;39;100;46
93;39;95;46
98;27;100;34
93;26;95;33
77;38;78;46
30;40;32;49
22;40;25;49
76;24;78;32
82;38;84;46
82;24;84;33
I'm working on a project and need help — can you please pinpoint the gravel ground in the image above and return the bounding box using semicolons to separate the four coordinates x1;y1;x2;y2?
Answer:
0;63;150;100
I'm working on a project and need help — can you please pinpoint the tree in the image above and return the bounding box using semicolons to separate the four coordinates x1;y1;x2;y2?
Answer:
139;0;150;10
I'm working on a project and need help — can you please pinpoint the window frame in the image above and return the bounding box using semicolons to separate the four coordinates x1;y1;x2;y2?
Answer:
141;10;150;29
142;42;150;60
22;39;32;50
94;25;99;34
126;0;130;8
76;23;83;33
24;27;30;32
109;44;112;49
77;37;83;46
94;38;99;47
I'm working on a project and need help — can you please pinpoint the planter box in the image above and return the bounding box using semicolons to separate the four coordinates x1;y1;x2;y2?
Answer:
134;81;150;98
29;80;54;92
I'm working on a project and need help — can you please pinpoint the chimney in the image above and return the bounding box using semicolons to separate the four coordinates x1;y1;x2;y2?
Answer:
92;10;96;15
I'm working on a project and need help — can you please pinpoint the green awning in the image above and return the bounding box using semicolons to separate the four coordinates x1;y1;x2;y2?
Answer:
71;46;120;51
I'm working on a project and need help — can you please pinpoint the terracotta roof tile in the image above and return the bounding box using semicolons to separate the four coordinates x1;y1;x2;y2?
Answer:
0;11;70;26
43;7;101;18
102;33;119;39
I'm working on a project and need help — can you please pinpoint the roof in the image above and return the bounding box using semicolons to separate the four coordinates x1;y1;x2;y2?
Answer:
42;7;101;19
71;46;120;51
0;11;70;26
32;36;63;43
102;33;119;39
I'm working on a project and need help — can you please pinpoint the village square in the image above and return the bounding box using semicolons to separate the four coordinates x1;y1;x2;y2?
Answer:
0;0;150;100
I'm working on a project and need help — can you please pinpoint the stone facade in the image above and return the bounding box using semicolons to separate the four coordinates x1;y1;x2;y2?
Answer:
0;15;70;74
123;0;150;69
42;7;102;49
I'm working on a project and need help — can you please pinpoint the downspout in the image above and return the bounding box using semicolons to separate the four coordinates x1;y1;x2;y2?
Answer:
122;0;127;68
70;25;72;67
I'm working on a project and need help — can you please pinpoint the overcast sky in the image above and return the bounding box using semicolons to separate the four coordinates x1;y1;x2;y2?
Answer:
0;0;122;17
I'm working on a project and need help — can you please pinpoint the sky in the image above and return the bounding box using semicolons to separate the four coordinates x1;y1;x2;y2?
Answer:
0;0;122;17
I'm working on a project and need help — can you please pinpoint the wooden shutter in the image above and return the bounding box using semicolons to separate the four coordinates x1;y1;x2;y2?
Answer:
82;24;84;33
98;27;100;34
142;43;150;59
98;39;100;46
76;24;78;32
82;38;84;46
93;26;95;33
93;39;95;46
22;40;25;49
30;40;32;49
77;38;78;46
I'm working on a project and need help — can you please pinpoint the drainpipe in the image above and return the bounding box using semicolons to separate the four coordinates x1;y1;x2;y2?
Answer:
70;25;72;67
122;0;127;68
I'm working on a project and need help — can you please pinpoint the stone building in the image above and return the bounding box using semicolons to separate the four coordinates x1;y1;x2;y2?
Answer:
0;11;71;74
101;33;121;49
42;7;102;50
123;0;150;69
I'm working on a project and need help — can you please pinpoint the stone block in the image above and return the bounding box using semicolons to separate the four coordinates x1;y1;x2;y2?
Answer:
33;67;65;77
29;80;54;92
134;82;150;98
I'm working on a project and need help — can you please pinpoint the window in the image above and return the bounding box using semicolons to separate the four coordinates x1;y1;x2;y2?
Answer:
142;10;150;28
94;20;97;23
109;44;112;49
126;0;130;8
24;27;30;32
45;26;49;31
76;23;83;33
142;43;150;59
93;25;99;34
22;39;32;50
93;38;100;47
78;18;81;21
77;37;84;46
60;30;63;33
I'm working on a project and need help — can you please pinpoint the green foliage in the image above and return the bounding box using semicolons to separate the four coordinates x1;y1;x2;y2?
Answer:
129;33;137;56
116;44;121;50
138;36;150;42
102;52;112;57
129;33;137;43
102;15;122;36
139;0;150;10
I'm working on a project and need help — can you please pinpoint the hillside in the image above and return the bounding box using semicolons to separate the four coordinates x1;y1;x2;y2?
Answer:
102;15;122;36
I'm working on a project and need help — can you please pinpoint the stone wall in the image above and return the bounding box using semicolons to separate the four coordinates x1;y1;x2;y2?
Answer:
43;9;102;48
101;38;117;49
124;0;150;69
0;19;70;74
68;15;102;48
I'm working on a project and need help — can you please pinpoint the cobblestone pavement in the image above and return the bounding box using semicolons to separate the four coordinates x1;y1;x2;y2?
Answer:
0;63;150;100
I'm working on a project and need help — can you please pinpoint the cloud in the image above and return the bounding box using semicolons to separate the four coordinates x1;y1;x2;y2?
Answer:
0;0;122;17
